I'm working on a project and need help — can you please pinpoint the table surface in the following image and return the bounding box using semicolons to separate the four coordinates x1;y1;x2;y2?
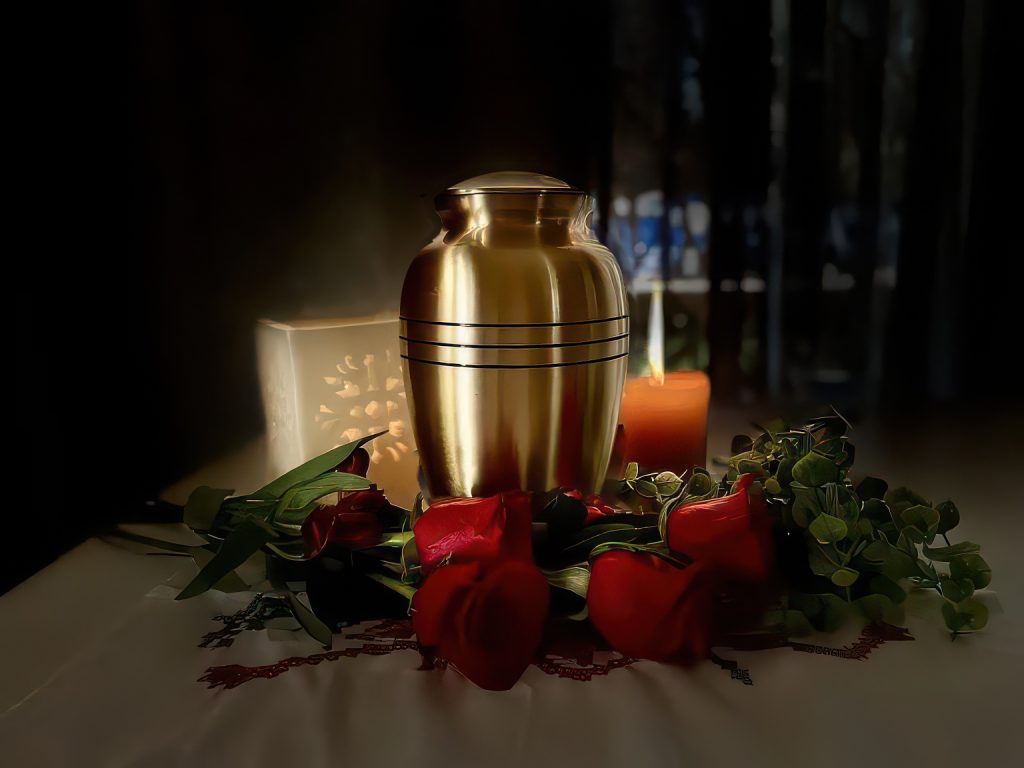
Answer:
2;409;1022;767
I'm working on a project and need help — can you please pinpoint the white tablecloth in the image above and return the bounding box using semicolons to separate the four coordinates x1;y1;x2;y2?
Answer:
3;414;1022;767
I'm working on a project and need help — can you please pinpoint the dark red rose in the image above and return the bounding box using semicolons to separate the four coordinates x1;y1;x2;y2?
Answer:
666;473;774;583
301;489;387;557
412;559;550;690
584;494;616;524
413;492;533;576
334;447;370;477
587;549;716;662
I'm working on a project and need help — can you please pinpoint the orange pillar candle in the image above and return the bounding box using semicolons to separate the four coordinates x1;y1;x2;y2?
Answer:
618;371;711;474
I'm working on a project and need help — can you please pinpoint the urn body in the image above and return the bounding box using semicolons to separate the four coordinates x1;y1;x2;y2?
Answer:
400;172;628;498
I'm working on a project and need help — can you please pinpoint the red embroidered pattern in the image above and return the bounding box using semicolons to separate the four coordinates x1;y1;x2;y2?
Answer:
198;619;914;690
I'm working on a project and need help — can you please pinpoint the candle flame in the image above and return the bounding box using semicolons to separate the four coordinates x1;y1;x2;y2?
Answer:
647;281;665;385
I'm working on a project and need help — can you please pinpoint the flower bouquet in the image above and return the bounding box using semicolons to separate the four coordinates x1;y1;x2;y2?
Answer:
122;411;993;690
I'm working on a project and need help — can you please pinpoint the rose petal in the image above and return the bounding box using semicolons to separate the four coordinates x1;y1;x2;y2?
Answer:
413;492;533;575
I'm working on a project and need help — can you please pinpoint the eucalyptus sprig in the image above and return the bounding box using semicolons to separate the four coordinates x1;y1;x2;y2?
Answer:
712;409;992;637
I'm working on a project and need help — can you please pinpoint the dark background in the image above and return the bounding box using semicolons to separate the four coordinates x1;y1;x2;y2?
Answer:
12;0;1017;593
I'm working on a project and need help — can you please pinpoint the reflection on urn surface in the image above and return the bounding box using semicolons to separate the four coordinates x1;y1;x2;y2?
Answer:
401;172;629;498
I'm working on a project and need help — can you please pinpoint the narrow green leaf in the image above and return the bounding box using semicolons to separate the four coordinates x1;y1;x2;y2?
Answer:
284;591;334;648
564;523;641;556
541;566;591;599
176;517;277;600
184;486;234;532
364;571;418;601
284;472;372;510
253;431;385;500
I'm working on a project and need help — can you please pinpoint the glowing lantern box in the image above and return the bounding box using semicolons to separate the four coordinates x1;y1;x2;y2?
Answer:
255;315;418;509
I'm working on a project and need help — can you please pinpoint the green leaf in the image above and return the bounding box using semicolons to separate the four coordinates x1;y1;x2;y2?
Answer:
942;602;969;632
624;462;639;482
284;472;372;511
949;554;992;589
860;540;920;580
956;598;989;631
252;431;385;500
856;476;888;502
861;498;890;522
654;471;683;498
176;517;278;600
189;547;254;592
632;479;660;498
818;594;851;632
808;542;840;578
942;598;988;633
918;560;939;583
922;541;980;561
184;486;234;532
564;523;641;556
781;609;816;636
856;594;904;625
683;470;718;500
284;591;333;648
810;513;848;544
939;578;974;604
884;487;930;517
868;574;907;604
792;451;839;487
736;459;764;475
936;500;961;535
892;504;941;543
765;477;782;495
790;483;823;528
541;566;591;599
831;566;859;587
731;434;754;454
776;457;796;487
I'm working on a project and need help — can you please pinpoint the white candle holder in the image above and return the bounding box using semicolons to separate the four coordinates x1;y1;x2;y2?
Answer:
256;314;419;509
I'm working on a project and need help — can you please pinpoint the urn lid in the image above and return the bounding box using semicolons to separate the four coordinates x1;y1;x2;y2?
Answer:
445;171;582;196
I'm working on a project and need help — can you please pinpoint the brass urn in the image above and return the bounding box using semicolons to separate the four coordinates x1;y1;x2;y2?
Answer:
401;172;629;499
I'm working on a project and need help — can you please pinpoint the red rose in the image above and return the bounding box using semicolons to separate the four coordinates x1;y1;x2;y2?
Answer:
584;494;616;524
301;489;387;557
413;493;533;576
666;473;774;583
334;447;370;476
587;549;715;662
412;559;550;690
